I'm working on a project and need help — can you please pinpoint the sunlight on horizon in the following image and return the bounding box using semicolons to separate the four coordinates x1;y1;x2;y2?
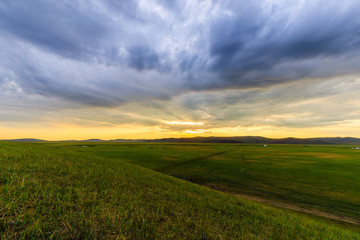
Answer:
163;121;205;126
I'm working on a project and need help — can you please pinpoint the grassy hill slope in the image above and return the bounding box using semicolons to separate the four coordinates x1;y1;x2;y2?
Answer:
0;142;359;239
59;142;360;223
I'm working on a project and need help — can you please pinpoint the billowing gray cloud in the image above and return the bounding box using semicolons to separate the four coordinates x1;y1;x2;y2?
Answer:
1;0;360;136
199;0;360;88
2;0;360;98
0;0;110;60
127;45;161;71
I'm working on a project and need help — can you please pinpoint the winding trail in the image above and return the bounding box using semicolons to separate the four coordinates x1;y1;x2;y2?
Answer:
234;193;360;225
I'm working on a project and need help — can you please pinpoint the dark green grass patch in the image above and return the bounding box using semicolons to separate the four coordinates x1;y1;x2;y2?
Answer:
1;142;359;239
56;143;360;223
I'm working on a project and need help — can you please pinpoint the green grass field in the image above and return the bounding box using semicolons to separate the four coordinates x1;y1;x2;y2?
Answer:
1;142;360;239
59;142;360;221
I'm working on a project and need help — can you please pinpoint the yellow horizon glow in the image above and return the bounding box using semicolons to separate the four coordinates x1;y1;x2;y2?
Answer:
1;120;360;141
184;129;207;134
163;121;204;126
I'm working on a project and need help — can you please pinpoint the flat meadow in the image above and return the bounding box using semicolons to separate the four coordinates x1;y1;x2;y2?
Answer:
65;142;360;221
1;141;360;239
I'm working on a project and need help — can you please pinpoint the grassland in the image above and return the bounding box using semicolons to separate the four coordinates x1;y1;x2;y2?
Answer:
1;142;360;239
60;142;360;222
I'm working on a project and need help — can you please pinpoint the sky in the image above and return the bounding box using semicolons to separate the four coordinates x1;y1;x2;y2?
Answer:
1;0;360;140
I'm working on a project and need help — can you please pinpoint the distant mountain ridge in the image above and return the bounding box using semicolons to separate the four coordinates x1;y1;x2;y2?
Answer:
2;138;46;142
2;136;360;144
144;136;360;144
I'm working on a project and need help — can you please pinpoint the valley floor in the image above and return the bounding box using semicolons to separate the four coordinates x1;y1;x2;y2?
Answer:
1;142;359;239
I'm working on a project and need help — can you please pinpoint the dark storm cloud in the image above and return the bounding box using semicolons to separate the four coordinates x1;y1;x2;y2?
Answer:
127;45;160;71
0;0;110;60
1;0;360;108
201;0;360;88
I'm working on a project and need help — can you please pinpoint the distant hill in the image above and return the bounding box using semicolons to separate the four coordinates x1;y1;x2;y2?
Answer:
144;136;360;145
2;138;47;142
268;137;329;144
308;137;360;145
109;139;145;142
2;136;360;144
82;139;106;142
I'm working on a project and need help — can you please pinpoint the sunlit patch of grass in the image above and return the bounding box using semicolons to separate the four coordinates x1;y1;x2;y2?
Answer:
61;142;360;224
1;142;359;239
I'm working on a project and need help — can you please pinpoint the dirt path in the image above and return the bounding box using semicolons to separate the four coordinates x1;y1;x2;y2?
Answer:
155;151;226;171
234;193;360;225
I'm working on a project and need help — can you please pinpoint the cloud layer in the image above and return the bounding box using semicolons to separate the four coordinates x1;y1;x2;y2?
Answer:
1;0;360;138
